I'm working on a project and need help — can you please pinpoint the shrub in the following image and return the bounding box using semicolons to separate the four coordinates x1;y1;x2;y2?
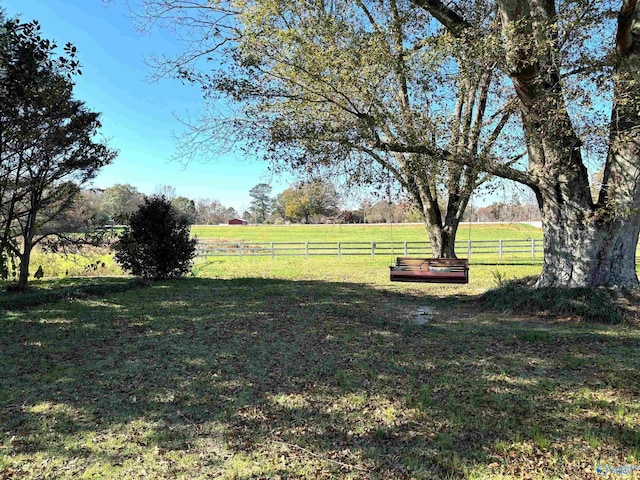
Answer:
113;196;197;279
482;277;626;324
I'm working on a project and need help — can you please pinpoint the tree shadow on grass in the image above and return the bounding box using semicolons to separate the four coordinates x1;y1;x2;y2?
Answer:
1;277;639;478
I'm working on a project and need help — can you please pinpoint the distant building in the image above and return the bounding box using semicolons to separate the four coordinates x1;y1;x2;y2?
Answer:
228;218;248;225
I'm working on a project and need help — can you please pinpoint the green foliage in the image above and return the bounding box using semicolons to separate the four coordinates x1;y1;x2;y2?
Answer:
100;184;144;224
274;179;339;223
170;196;197;224
136;0;505;255
491;269;510;286
0;16;116;291
135;0;640;288
248;183;274;223
113;196;197;279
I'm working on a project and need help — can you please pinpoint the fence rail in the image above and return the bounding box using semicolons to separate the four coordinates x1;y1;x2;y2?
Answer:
195;239;545;260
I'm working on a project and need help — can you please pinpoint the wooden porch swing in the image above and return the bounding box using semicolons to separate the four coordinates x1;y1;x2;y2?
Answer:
389;257;469;284
384;170;471;285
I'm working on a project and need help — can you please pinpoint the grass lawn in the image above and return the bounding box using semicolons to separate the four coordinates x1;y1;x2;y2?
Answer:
1;256;639;479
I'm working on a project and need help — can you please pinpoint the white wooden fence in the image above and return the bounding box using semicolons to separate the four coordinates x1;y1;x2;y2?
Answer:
195;239;544;260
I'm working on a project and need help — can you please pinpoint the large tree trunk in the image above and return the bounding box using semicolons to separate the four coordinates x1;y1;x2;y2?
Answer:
415;182;468;258
17;241;32;291
410;0;640;287
425;220;460;258
537;189;640;288
16;203;39;291
498;0;640;288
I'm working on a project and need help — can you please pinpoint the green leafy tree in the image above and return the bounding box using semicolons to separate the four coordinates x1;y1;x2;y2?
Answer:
274;188;301;223
130;0;509;259
394;0;640;288
113;196;197;279
276;180;338;224
0;17;116;290
171;196;197;224
248;183;274;223
74;188;111;227
132;0;640;288
100;184;144;224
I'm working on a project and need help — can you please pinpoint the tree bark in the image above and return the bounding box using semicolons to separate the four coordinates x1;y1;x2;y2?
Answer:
16;197;39;291
17;243;31;291
413;177;466;258
536;187;640;288
425;220;460;258
498;0;640;288
410;0;640;287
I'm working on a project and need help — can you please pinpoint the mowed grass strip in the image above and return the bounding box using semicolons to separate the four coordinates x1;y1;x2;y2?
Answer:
191;223;545;266
192;256;542;295
1;272;639;479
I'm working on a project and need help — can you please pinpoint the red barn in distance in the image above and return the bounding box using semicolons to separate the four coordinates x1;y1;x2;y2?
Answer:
228;218;248;225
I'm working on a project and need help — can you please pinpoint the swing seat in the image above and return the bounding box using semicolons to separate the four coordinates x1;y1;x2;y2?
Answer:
390;257;469;284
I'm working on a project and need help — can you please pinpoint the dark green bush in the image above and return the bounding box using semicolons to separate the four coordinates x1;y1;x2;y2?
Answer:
113;196;197;280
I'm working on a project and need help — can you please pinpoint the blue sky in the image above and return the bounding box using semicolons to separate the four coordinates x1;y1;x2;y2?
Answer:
2;0;291;213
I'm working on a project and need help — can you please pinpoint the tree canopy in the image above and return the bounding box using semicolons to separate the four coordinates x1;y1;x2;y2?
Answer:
113;196;197;279
0;16;116;290
133;0;518;257
275;179;339;224
100;184;144;224
248;183;274;223
131;0;640;288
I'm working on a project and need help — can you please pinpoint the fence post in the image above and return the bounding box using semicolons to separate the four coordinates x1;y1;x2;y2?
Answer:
271;242;274;259
467;240;472;259
499;239;503;259
531;238;536;258
371;242;375;258
239;242;243;259
305;242;309;259
338;242;341;259
404;241;408;256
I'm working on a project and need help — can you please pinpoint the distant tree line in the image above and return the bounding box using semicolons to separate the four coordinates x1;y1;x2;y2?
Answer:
246;180;540;225
73;179;541;228
473;203;540;223
72;184;238;226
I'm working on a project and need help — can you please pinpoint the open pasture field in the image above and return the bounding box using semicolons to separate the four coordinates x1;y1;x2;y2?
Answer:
191;223;546;265
22;223;545;284
190;222;543;243
192;256;541;295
